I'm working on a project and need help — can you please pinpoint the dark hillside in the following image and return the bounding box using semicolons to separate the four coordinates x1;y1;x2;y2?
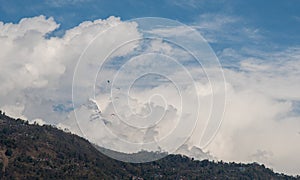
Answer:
0;112;297;179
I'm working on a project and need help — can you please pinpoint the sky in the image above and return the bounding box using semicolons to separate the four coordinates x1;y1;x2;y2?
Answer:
0;0;300;175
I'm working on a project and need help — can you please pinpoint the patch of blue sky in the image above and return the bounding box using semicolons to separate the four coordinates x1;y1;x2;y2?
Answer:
1;0;299;61
52;103;74;113
51;99;74;113
292;101;300;114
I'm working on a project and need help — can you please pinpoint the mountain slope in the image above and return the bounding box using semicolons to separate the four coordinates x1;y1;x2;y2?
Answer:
0;112;297;179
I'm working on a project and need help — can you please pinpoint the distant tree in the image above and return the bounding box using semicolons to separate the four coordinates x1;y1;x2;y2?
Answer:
5;148;13;156
2;127;8;134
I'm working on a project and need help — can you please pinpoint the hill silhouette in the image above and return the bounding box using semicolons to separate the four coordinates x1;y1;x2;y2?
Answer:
0;111;298;179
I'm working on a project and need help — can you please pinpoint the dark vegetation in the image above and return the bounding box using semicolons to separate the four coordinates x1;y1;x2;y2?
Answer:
0;111;298;179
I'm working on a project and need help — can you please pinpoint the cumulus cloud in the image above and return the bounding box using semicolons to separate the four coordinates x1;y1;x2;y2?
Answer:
0;15;300;174
0;15;141;122
206;47;300;175
69;20;221;159
0;15;63;95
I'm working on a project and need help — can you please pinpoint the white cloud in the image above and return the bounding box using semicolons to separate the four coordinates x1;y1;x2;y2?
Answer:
63;18;225;162
0;16;141;124
0;15;59;39
0;15;63;96
1;15;300;174
206;47;300;175
194;14;263;43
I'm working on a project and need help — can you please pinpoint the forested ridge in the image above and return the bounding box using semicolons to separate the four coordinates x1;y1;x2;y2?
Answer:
0;112;298;179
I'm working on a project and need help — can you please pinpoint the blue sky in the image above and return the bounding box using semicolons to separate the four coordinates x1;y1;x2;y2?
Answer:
1;0;299;47
1;0;300;175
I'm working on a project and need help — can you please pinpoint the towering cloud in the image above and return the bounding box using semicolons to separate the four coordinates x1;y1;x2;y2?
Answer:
0;15;299;175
